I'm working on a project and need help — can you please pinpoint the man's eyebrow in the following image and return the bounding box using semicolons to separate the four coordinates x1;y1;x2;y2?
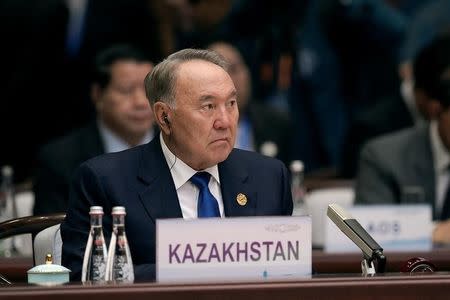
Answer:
199;95;214;102
198;90;237;102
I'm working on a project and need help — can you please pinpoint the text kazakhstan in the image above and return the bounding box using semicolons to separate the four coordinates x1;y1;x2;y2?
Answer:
169;240;300;264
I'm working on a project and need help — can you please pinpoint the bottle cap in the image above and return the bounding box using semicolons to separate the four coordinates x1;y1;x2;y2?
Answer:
289;160;304;173
259;141;278;158
89;206;104;215
111;206;126;215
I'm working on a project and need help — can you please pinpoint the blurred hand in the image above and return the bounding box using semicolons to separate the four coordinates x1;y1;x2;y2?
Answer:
432;220;450;244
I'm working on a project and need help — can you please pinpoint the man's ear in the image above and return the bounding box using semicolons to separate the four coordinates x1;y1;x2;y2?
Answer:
414;88;442;120
428;98;445;120
154;102;171;135
91;84;103;111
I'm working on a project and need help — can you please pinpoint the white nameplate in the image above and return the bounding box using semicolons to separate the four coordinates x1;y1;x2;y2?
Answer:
324;204;432;253
156;216;311;283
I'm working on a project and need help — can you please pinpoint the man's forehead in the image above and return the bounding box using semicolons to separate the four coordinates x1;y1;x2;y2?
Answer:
177;59;225;75
175;60;231;86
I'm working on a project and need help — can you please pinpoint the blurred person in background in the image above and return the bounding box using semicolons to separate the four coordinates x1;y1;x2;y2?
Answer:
208;41;293;166
290;0;408;174
340;0;450;178
166;0;304;111
354;34;450;244
33;44;155;215
0;0;167;184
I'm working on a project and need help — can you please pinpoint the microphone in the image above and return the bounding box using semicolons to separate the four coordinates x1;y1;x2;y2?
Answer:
164;115;170;127
327;203;386;273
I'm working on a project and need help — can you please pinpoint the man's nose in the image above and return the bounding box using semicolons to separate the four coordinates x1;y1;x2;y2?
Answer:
213;106;232;129
132;88;150;108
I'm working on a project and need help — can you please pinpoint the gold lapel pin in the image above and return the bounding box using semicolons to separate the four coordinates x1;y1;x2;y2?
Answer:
236;193;247;206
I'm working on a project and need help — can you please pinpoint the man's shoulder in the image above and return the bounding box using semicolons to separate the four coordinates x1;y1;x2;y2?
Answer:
82;142;145;170
38;124;100;161
228;148;286;169
359;126;429;168
363;125;426;153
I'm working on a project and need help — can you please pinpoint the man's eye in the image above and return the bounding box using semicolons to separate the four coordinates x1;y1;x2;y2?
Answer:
117;86;134;94
203;104;214;110
228;100;237;107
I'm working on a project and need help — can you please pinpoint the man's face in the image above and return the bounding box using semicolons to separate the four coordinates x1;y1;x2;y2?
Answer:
168;60;238;170
94;60;154;145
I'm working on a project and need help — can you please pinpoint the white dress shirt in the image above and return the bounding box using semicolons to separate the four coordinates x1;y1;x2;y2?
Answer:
430;120;450;216
159;133;224;219
98;120;154;153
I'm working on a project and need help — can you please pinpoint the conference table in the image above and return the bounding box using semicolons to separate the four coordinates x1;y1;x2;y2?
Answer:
2;249;450;299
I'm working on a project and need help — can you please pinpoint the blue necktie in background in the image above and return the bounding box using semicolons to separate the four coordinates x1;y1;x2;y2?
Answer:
190;172;220;218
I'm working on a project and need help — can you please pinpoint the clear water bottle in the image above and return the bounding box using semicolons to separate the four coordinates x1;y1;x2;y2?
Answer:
81;206;108;283
289;160;306;215
0;165;17;257
105;206;134;283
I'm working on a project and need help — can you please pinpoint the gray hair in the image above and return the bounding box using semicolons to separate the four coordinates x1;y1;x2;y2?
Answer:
144;48;229;107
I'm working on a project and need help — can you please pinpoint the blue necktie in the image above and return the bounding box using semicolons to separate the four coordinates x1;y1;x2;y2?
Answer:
190;172;220;218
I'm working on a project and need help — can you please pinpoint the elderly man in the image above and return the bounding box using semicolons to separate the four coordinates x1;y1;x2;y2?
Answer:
61;48;293;281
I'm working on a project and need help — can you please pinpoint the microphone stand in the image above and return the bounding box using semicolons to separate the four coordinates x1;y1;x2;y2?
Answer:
362;249;386;276
327;203;387;276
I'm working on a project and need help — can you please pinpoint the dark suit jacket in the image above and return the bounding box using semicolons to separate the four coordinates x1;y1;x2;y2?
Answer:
61;137;293;281
354;124;436;218
33;122;104;215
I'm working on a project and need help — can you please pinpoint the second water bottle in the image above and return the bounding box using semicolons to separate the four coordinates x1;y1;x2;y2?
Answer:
105;206;134;283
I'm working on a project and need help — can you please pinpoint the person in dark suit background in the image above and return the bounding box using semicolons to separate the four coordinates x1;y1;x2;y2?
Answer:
354;34;450;244
208;41;293;166
61;48;293;281
0;0;168;183
33;44;155;216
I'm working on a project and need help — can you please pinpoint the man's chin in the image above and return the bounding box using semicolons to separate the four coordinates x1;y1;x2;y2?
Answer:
215;148;233;163
210;140;232;151
206;147;232;165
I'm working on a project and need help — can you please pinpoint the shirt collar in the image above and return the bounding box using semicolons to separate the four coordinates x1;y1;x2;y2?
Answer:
98;119;153;153
430;120;450;173
159;133;220;189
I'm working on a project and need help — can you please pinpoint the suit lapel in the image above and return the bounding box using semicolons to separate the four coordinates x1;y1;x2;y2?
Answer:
219;150;257;216
137;138;182;222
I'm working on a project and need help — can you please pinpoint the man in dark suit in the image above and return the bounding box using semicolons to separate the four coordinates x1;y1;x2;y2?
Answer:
33;44;155;215
355;35;450;243
208;41;293;166
61;48;293;281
